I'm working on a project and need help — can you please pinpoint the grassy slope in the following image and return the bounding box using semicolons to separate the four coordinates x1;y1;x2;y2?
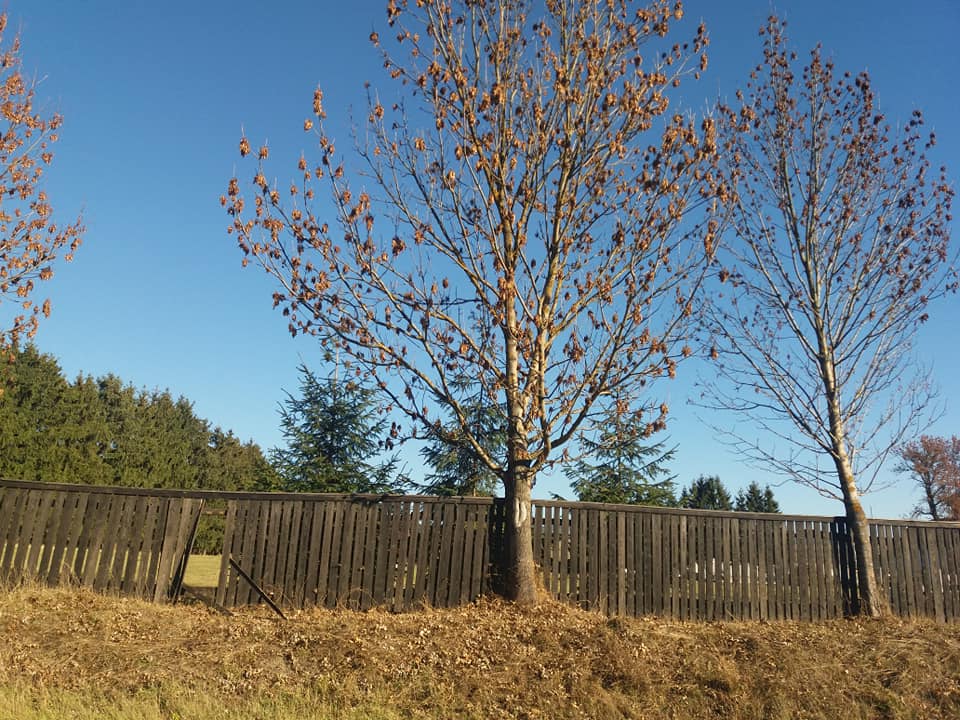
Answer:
0;585;958;719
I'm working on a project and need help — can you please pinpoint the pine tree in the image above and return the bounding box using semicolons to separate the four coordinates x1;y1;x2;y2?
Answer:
565;412;677;507
679;475;733;511
270;363;404;493
734;481;781;513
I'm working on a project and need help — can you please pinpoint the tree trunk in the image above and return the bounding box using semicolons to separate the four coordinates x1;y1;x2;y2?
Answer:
836;455;884;617
815;327;884;617
924;480;941;521
502;466;538;605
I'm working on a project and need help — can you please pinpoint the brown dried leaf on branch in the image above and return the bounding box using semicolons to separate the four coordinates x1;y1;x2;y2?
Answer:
0;12;83;352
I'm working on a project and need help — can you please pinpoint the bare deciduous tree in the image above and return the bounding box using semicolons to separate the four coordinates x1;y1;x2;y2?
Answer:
699;18;956;616
225;0;719;603
0;13;83;350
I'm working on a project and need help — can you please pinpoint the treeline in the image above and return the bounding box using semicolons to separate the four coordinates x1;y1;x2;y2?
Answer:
0;345;277;491
1;347;783;517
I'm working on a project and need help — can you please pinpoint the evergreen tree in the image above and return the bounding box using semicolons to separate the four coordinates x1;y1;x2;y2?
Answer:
565;413;677;506
734;481;781;513
270;363;404;493
0;345;273;491
420;382;503;497
205;428;280;492
0;345;96;483
679;475;733;511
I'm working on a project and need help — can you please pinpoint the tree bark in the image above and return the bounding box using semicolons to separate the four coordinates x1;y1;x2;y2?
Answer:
502;465;538;605
835;454;884;617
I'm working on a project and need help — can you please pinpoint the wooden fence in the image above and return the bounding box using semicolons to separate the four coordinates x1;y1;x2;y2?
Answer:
528;501;960;622
0;480;204;602
2;479;959;621
216;494;501;611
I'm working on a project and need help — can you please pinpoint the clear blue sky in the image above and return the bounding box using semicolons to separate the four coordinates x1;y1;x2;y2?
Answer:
9;0;959;518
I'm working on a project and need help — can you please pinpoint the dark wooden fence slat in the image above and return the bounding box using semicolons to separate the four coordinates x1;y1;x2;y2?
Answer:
918;526;937;618
644;513;656;616
399;500;419;608
532;504;545;592
152;499;183;602
315;500;339;608
78;493;114;588
938;528;957;622
425;501;445;607
623;510;635;617
469;503;488;603
1;488;30;576
447;504;467;608
254;499;278;602
797;521;810;621
764;518;778;620
902;526;920;617
418;502;441;604
695;517;707;621
812;520;825;620
118;495;150;595
28;491;62;580
10;489;46;578
47;491;86;586
331;501;355;606
726;517;738;621
895;523;913;617
392;500;414;610
372;500;396;608
96;493;133;591
142;498;169;598
0;488;28;573
304;500;326;608
553;506;566;602
233;500;256;606
676;513;687;620
349;504;372;609
357;503;380;610
285;501;306;607
435;502;457;607
109;494;140;592
216;500;239;607
570;504;583;608
0;488;17;569
227;499;253;607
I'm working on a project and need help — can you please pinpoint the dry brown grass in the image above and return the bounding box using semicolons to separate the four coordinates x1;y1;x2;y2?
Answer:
1;584;958;719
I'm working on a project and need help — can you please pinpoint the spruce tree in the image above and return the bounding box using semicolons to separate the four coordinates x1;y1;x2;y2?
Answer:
270;363;403;493
734;481;781;513
565;412;677;507
420;381;503;497
679;475;734;511
0;345;273;491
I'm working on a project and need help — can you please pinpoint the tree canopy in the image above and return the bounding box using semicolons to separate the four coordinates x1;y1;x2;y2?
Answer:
0;13;83;351
270;363;406;493
565;409;677;506
734;481;781;514
226;0;719;604
419;382;504;497
679;475;733;511
895;435;960;521
0;344;276;491
698;16;955;616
